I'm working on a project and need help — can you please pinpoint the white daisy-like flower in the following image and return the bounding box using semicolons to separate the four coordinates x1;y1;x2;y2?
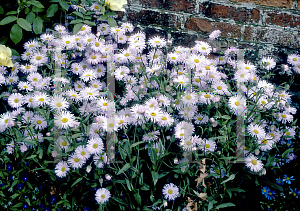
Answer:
8;93;24;108
145;107;163;123
157;112;174;127
55;161;69;178
194;41;212;55
61;35;75;49
261;57;276;70
142;130;160;142
247;123;266;139
75;145;91;160
0;112;14;132
18;81;33;92
50;95;69;110
173;75;189;88
97;23;110;35
194;113;209;125
115;66;130;81
258;135;275;151
95;188;111;204
58;137;69;151
80;69;97;82
6;76;18;85
93;153;108;168
80;87;99;101
199;138;216;152
148;36;167;48
86;137;104;155
34;92;50;107
22;111;34;124
180;137;195;151
198;92;214;105
209;29;221;40
94;64;106;78
30;52;48;66
24;40;39;51
211;81;229;95
77;24;92;35
40;33;54;42
27;72;43;84
245;154;263;172
287;54;300;66
86;52;101;65
54;25;67;34
32;115;47;130
181;92;198;105
257;80;274;92
162;183;179;201
121;22;134;32
277;112;293;124
68;153;85;169
228;95;246;115
54;111;77;129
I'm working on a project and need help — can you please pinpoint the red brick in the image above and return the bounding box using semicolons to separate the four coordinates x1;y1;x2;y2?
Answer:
265;12;300;29
164;0;197;13
208;3;260;23
140;0;164;9
127;9;181;29
230;0;293;8
244;26;300;48
184;17;242;39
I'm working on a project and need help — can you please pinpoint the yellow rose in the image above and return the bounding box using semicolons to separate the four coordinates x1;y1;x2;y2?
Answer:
0;45;13;67
105;0;127;12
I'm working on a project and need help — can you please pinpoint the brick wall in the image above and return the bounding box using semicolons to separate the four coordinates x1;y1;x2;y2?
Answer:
117;0;300;51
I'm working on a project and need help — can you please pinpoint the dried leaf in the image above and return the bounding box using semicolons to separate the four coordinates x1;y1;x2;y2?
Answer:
185;197;197;211
192;202;198;211
195;173;208;187
199;193;207;201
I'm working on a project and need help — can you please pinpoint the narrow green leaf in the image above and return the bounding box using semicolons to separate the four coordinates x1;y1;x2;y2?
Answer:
130;141;144;149
0;6;4;14
71;177;83;188
107;17;117;27
73;23;84;34
208;201;213;211
70;19;83;24
47;4;58;17
282;148;294;159
26;12;36;24
10;24;22;44
17;18;32;31
59;1;69;11
215;203;235;209
71;133;81;139
116;163;131;175
0;36;8;44
221;174;235;184
27;0;44;8
151;171;159;185
5;11;18;15
26;154;37;159
33;18;43;34
0;16;17;25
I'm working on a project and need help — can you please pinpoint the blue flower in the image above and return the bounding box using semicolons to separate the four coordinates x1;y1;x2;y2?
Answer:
17;183;25;191
7;164;12;171
22;174;28;182
290;188;300;197
50;195;56;205
276;178;283;185
286;140;293;148
23;204;28;209
283;175;295;184
262;186;270;196
265;190;276;200
84;206;91;211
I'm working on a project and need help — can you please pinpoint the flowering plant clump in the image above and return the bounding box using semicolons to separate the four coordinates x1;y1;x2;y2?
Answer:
0;14;299;210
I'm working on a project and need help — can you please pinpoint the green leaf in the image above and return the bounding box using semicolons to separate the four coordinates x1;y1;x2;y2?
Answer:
47;4;58;17
151;171;159;185
134;192;142;206
70;19;83;24
140;184;150;191
27;0;45;8
26;12;36;24
33;18;43;34
24;7;30;14
59;1;69;11
107;17;117;27
72;11;84;18
10;24;22;44
208;201;214;211
116;163;131;175
26;154;37;159
32;6;44;12
282;148;294;159
82;20;96;26
130;141;144;149
73;23;84;34
71;177;83;188
0;16;17;25
0;6;4;14
215;203;235;209
17;18;32;31
221;174;235;184
5;11;18;15
71;133;82;139
0;36;8;44
264;180;283;192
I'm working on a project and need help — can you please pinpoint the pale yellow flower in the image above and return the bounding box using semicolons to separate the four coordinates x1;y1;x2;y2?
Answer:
0;45;13;67
105;0;127;11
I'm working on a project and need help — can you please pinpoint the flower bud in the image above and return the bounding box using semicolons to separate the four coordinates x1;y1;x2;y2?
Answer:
105;174;111;181
174;158;178;164
255;149;260;155
282;64;289;71
163;201;168;207
86;166;92;173
46;132;51;136
213;96;220;103
209;117;215;123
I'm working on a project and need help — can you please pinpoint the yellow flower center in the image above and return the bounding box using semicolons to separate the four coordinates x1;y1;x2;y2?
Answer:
262;139;268;144
4;119;9;123
235;101;240;106
62;141;67;146
293;58;297;61
81;151;86;156
36;56;42;60
261;101;266;105
62;118;68;123
56;103;62;107
101;194;105;199
103;102;107;106
95;43;100;47
66;41;70;44
61;167;65;172
194;59;199;63
254;130;259;134
205;144;210;148
74;158;79;162
119;120;124;124
286;132;290;136
205;66;210;70
186;141;191;145
91;55;96;59
281;114;287;118
202;47;206;50
251;159;257;165
245;66;250;70
37;120;42;124
195;78;200;82
204;94;211;98
14;99;19;103
39;98;44;102
185;95;191;100
108;123;114;127
150;112;156;116
124;53;130;57
168;189;173;194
